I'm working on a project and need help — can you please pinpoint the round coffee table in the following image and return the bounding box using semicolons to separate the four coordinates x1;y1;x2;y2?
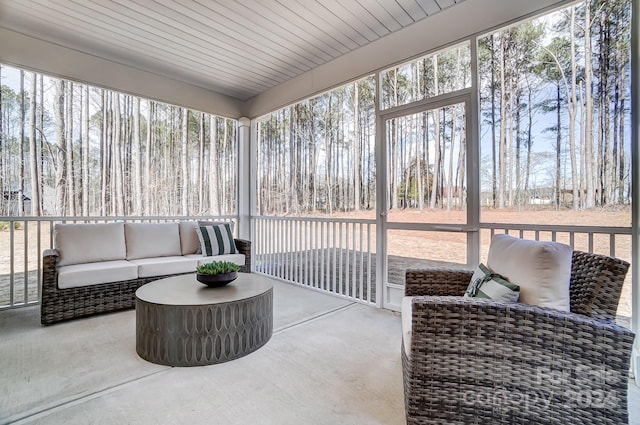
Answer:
135;273;273;366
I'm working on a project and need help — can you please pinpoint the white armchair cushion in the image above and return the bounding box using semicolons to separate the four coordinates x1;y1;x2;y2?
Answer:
486;234;573;311
55;222;126;267
401;296;414;358
125;223;181;260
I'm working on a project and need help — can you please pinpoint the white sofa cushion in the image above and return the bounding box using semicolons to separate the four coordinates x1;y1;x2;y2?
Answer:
185;253;245;267
129;256;198;278
55;222;126;267
486;234;573;311
179;221;201;255
125;223;181;260
57;260;138;289
401;296;414;358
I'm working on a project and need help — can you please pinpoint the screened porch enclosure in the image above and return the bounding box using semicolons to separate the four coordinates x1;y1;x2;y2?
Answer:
0;0;638;376
0;0;637;319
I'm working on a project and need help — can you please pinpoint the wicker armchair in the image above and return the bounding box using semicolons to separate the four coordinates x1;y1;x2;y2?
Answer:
402;250;635;425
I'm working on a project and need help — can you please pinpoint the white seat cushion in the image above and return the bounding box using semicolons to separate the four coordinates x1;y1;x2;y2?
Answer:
184;253;245;267
401;296;414;358
55;222;126;267
129;256;198;278
57;260;138;289
125;223;181;260
486;234;573;311
179;221;201;255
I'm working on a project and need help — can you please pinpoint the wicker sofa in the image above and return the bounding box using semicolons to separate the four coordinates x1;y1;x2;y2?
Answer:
41;221;251;325
401;250;634;425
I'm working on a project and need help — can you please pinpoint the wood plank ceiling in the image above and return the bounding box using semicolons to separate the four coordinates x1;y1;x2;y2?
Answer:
0;0;465;100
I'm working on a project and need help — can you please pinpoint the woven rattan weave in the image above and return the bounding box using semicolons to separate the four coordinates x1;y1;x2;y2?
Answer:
402;250;634;425
41;238;251;325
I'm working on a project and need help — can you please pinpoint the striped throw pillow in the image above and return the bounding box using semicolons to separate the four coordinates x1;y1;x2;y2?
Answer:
464;263;520;302
196;224;237;256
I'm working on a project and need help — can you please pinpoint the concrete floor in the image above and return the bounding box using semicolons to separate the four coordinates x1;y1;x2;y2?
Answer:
0;277;638;424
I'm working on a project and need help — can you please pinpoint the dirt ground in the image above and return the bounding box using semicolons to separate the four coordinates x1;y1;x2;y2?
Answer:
0;207;633;319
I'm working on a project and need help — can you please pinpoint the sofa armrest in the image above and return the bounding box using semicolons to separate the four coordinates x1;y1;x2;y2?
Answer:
43;249;59;276
405;267;472;296
234;239;252;272
404;295;635;423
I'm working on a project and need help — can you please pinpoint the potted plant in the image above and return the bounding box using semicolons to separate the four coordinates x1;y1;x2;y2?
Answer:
196;261;240;287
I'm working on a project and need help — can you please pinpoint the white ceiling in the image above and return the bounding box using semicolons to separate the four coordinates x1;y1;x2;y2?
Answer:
0;0;465;101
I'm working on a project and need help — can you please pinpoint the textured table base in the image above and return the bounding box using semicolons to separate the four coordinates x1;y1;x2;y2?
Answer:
136;288;273;366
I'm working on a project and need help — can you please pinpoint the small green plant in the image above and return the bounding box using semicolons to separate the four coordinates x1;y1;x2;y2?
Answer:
196;261;239;275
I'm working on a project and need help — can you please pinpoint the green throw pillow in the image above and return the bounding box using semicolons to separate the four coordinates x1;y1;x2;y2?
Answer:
464;263;520;302
196;223;237;256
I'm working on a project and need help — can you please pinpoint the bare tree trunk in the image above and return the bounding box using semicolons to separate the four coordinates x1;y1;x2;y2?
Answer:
447;107;457;211
390;118;398;209
310;100;318;213
498;38;506;209
198;113;205;213
515;81;522;206
506;77;514;207
430;110;441;209
456;105;466;208
579;82;586;208
29;72;41;215
38;74;44;214
82;86;90;215
326;94;333;214
144;101;152;215
568;8;579;210
490;35;498;207
618;64;626;203
209;116;219;215
421;111;429;209
524;79;533;192
555;84;562;209
405;118;413;209
101;90;108;216
132;98;142;215
54;80;67;215
19;70;25;215
181;108;189;216
584;3;595;208
113;93;124;216
66;82;76;215
223;118;229;214
353;82;361;211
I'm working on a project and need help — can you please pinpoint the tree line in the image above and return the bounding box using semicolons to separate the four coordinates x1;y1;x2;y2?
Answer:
257;0;630;215
0;0;631;219
0;67;237;217
256;77;376;215
478;0;630;209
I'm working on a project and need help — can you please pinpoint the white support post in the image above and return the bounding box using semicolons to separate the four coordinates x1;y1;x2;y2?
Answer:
237;117;251;242
631;0;640;381
375;70;387;309
468;36;481;268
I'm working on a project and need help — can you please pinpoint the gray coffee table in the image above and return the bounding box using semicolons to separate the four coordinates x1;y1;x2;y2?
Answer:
135;273;273;366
